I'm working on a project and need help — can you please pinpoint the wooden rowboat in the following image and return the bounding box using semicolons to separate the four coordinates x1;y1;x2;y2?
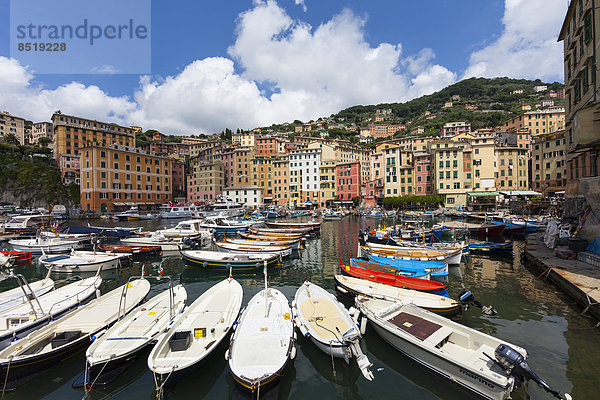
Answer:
97;244;162;257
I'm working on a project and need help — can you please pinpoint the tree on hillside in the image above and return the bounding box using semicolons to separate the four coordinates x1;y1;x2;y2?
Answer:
38;137;52;147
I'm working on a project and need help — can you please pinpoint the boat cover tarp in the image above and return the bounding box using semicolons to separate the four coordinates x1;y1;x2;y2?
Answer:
586;237;600;255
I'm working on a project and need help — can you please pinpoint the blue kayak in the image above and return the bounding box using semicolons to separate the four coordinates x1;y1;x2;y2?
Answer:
349;258;430;279
367;254;449;277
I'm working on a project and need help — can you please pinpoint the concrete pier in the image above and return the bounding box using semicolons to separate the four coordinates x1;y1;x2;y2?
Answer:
523;234;600;321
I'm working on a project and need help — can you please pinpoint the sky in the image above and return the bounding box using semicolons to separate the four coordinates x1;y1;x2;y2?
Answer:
0;0;567;135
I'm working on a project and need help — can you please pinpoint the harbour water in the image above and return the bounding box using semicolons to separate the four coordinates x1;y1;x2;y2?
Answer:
1;217;598;400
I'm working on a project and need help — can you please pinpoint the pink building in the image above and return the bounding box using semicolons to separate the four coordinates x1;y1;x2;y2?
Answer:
171;159;186;201
413;152;432;195
362;178;384;208
336;161;361;204
256;137;279;156
215;147;236;187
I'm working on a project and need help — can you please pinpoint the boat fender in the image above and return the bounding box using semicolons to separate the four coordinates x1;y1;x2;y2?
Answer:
290;345;296;360
360;316;367;335
337;286;348;294
224;349;229;360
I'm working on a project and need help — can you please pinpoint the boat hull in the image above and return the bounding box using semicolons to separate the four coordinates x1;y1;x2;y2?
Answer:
182;253;280;271
368;320;511;400
468;224;505;235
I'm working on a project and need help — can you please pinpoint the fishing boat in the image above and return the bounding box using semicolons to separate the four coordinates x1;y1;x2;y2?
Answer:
350;258;431;279
120;233;193;252
214;241;292;257
39;250;127;273
78;281;187;388
432;225;455;239
222;237;302;251
334;275;460;316
468;241;513;253
226;277;295;392
39;231;96;247
0;275;102;350
360;229;399;246
0;274;54;314
0;278;150;390
181;250;280;271
356;298;570;400
149;278;243;389
322;211;345;220
1;214;53;235
345;260;449;296
291;281;373;380
97;244;162;257
489;221;526;235
246;228;306;239
250;226;313;235
360;243;462;265
265;221;320;232
0;250;32;262
159;204;200;219
238;232;304;242
8;237;82;255
365;255;449;277
442;220;506;235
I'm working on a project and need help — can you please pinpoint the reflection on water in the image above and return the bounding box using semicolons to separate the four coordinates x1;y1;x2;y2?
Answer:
0;216;598;399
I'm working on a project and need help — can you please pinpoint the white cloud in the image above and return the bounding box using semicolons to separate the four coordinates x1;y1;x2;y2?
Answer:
463;0;566;81
294;0;307;13
0;0;455;134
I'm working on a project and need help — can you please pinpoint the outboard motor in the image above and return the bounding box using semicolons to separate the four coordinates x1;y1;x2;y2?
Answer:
458;288;497;315
181;236;195;249
494;344;571;400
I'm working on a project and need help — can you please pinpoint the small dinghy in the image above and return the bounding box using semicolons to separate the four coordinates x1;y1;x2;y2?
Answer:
120;233;192;252
181;250;280;271
343;260;449;297
227;265;295;392
0;278;149;390
214;241;292;257
351;258;431;279
356;298;571;400
292;281;373;381
39;250;127;272
0;274;102;350
97;244;162;257
77;279;187;388
0;274;54;314
149;277;243;389
334;275;460;317
0;251;31;262
222;237;302;251
360;243;463;265
468;241;513;253
8;237;82;254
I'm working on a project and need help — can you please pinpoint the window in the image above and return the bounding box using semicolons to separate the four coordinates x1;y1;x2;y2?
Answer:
584;12;592;43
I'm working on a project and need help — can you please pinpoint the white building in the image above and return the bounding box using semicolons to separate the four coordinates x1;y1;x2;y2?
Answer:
289;148;321;202
232;132;256;147
223;186;264;209
533;85;548;93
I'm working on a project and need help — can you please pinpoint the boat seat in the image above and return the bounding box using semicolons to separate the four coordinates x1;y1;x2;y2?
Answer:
42;255;70;263
424;326;454;347
300;299;351;340
388;312;443;341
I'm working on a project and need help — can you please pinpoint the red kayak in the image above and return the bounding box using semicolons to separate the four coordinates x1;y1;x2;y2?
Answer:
341;260;448;296
97;244;162;257
0;250;32;261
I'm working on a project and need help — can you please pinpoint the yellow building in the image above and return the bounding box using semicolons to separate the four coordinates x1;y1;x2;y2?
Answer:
319;161;336;206
273;156;290;205
80;145;171;212
233;147;255;186
494;147;529;191
251;156;274;202
531;131;566;196
429;139;471;207
500;108;565;135
187;159;224;203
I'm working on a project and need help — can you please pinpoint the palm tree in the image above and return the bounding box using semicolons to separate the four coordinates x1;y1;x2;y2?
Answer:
2;133;21;146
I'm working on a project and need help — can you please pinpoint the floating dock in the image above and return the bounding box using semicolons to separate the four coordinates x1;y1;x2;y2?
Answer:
523;234;600;321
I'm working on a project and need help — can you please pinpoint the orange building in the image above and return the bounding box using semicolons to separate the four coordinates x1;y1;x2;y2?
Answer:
80;145;172;212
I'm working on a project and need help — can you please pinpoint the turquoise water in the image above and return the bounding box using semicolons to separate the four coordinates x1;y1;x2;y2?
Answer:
1;217;598;399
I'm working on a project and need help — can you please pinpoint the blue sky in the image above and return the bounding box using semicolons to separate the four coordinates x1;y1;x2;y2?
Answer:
0;0;566;134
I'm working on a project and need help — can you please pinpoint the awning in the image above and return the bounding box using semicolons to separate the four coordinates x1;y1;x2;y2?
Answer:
467;192;500;197
126;202;136;206
113;202;125;206
499;190;542;196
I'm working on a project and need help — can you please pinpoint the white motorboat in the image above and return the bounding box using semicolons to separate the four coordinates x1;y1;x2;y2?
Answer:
0;278;150;390
8;237;83;254
81;282;187;388
155;219;213;240
0;274;54;314
0;275;102;350
334;275;461;316
39;250;127;273
39;231;96;246
1;214;53;233
115;206;141;221
214;241;292;257
199;216;253;234
120;233;192;252
227;275;295;392
222;237;302;251
159;204;204;219
149;278;243;388
292;281;373;380
356;298;570;400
